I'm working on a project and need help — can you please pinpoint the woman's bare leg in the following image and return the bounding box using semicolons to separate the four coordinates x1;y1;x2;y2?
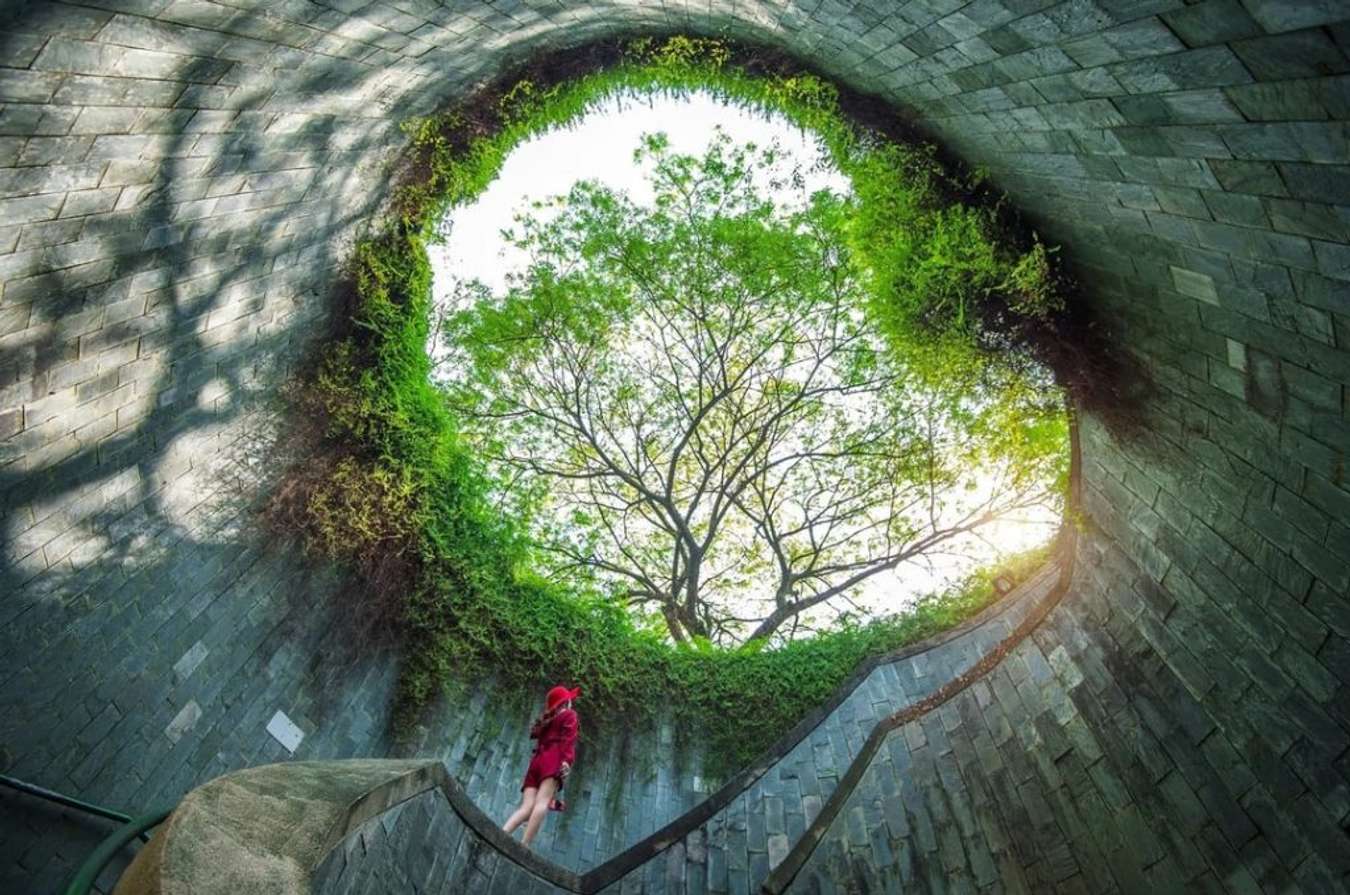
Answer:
522;777;558;846
503;787;537;835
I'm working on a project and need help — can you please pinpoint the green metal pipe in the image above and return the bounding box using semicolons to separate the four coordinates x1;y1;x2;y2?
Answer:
0;774;133;826
0;773;152;842
61;808;172;895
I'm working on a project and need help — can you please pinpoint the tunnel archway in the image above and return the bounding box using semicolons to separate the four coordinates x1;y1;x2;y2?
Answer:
1;3;1347;892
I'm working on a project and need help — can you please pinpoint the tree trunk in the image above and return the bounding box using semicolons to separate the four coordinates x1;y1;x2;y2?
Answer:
744;603;798;643
662;604;689;644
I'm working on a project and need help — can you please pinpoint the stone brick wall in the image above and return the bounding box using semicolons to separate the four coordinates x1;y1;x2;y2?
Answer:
2;1;1347;893
591;564;1062;894
0;415;709;892
409;684;710;874
789;532;1350;893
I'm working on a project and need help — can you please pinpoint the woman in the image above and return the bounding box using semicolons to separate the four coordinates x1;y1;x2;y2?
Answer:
503;684;580;846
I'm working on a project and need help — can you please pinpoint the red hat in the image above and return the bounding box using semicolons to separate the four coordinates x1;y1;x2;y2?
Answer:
545;684;581;712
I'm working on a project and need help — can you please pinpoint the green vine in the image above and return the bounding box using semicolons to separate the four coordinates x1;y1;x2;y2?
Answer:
276;36;1068;779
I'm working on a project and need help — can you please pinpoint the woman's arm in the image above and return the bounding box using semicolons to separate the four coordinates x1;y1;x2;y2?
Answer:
558;709;579;767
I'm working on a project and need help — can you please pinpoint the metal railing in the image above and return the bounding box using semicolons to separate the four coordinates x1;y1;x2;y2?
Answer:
0;774;172;895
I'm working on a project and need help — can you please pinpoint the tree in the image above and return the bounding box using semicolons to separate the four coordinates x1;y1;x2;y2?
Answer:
439;131;1063;646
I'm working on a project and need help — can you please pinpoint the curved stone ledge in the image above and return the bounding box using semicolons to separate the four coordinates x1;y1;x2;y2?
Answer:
772;532;1293;894
760;543;1078;892
114;760;432;895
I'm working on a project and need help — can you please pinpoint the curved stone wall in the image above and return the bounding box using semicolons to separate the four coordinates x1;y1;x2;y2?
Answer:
784;538;1350;893
2;1;1347;893
99;545;1338;894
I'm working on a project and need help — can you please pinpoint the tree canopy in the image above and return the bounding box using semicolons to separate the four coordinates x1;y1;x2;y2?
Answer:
438;132;1065;646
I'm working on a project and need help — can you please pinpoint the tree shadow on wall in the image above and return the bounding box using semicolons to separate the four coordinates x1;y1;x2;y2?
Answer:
1;7;722;885
0;12;427;890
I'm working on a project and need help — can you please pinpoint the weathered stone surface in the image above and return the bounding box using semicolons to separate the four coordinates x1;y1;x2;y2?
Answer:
114;760;431;895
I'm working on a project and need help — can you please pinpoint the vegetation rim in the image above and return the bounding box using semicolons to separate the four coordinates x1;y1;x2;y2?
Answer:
271;34;1088;780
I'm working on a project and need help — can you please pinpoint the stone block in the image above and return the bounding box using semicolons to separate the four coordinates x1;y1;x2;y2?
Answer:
172;639;210;684
1310;238;1350;282
163;698;201;745
0;104;80;138
994;45;1079;81
1161;0;1264;46
1305;579;1350;639
1112;45;1253;93
1204;160;1284;199
1222;122;1348;164
1225;79;1329;122
0;70;66;106
1148;185;1208;219
1232;29;1350;81
1240;0;1347;33
1143;88;1249;127
1239;788;1310;869
1169;265;1220;303
1273;162;1350;205
0;193;67;226
1103;17;1185;60
1202;190;1268;227
1262;198;1346;242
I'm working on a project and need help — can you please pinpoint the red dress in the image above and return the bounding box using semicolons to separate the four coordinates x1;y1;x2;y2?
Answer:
521;707;578;791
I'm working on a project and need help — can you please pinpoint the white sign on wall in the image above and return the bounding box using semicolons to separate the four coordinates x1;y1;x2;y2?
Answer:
266;710;305;753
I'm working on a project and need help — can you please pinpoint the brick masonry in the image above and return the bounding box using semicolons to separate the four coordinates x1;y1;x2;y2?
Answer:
1;0;1348;892
786;532;1350;894
587;569;1061;895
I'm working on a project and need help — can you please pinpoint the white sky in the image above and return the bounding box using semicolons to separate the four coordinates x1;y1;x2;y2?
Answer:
428;90;847;294
428;91;1059;629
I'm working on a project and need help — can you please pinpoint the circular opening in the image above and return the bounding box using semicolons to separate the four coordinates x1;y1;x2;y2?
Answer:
429;88;1067;647
280;36;1083;774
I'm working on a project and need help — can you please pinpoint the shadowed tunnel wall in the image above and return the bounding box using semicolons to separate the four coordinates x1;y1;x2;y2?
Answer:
0;1;1346;893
